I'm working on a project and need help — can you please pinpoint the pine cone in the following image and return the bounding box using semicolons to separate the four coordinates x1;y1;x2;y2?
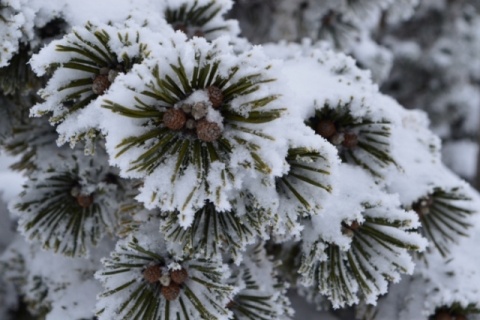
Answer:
143;264;163;284
207;86;224;109
161;283;181;301
76;194;94;208
434;311;453;320
196;119;222;142
163;109;187;130
316;119;336;138
170;268;188;284
342;132;358;149
92;74;111;95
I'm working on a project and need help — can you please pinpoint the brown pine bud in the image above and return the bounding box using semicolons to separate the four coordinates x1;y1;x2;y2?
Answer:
342;132;358;149
76;194;94;208
170;268;188;284
207;86;224;109
92;74;111;95
143;264;163;284
161;283;181;301
349;220;361;230
174;24;188;34
342;220;361;237
193;30;205;38
434;311;453;320
316;119;336;138
196;119;222;142
412;196;433;217
163;109;187;130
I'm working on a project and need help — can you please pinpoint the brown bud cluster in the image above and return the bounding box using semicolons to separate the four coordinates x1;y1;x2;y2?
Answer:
315;119;359;149
143;265;189;301
162;89;225;142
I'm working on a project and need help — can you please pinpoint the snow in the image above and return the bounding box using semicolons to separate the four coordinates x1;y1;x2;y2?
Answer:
1;0;480;319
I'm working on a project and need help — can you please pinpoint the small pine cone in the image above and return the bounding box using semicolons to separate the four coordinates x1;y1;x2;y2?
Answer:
174;24;188;34
143;264;163;284
76;194;94;208
455;315;467;320
92;74;111;95
349;220;361;231
316;119;336;138
342;132;358;149
412;196;433;217
207;86;224;109
163;109;187;130
170;268;188;284
434;311;453;320
196;119;222;142
161;283;181;301
193;29;205;38
342;220;361;237
180;103;193;113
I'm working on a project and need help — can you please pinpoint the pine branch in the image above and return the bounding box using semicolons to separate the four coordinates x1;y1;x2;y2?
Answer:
227;244;293;320
310;102;397;178
96;224;235;320
12;150;123;257
165;0;232;39
299;204;426;308
410;187;475;257
161;198;269;263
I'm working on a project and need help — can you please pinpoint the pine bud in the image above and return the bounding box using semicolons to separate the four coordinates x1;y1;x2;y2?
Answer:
143;264;163;284
196;119;222;142
92;74;111;95
163;109;187;130
193;29;205;38
349;220;361;230
342;220;361;237
180;103;193;113
161;283;181;301
170;268;188;284
316;119;336;138
207;86;224;109
434;311;453;320
191;101;209;120
76;194;94;208
342;132;358;149
412;196;433;217
330;132;344;145
174;24;188;34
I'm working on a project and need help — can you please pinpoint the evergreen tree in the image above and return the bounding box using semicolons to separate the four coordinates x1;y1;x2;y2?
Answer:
0;1;479;320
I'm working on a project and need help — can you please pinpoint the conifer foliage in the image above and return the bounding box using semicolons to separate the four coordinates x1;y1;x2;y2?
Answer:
0;1;479;320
